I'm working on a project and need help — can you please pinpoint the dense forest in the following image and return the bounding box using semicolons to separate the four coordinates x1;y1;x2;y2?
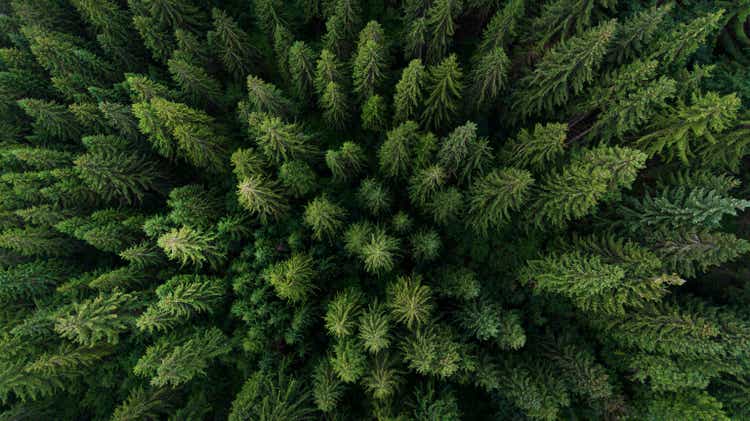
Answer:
1;0;750;419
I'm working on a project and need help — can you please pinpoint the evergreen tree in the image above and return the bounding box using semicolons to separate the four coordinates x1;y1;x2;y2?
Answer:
467;168;534;234
393;59;426;123
352;21;388;99
208;8;256;80
422;54;464;129
2;2;750;419
514;20;616;119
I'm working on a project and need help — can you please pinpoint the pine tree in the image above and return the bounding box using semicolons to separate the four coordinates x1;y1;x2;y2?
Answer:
502;123;568;171
55;291;140;346
157;226;226;269
360;227;400;274
361;94;388;131
246;75;294;117
75;135;163;204
514;20;616;119
359;354;400;401
470;47;509;110
279;160;317;198
0;260;70;304
229;367;314;421
378;121;420;179
208;8;256;80
352;21;388;99
137;275;225;333
288;41;317;102
653;230;750;278
331;337;367;383
134;327;231;387
359;301;391;353
421;54;464;129
425;0;463;63
358;178;392;215
16;99;81;143
263;253;317;302
167;58;222;106
326;141;366;182
248;112;316;163
325;288;363;338
650;10;724;69
438;121;492;183
476;0;524;54
393;59;426;123
304;195;347;241
637;92;741;163
320;82;350;128
467;168;534;234
609;4;671;64
236;175;289;223
312;359;344;412
617;187;750;234
387;275;433;329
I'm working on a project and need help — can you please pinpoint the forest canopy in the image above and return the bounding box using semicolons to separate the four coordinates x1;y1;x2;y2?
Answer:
1;0;750;420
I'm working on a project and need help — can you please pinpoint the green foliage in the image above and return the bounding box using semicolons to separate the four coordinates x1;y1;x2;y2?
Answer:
137;275;225;333
388;275;433;329
208;8;256;80
157;226;225;269
248;112;316;163
3;2;750;420
514;20;616;119
422;54;464;129
502;123;567;170
236;175;289;223
135;327;231;388
467;168;534;234
229;367;314;421
325;288;363;338
393;59;425;123
55;291;139;346
304;195;347;241
637;92;741;163
331;337;367;383
352;21;388;99
263;253;317;302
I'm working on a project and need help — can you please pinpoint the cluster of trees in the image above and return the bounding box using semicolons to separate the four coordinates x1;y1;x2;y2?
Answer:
1;0;750;419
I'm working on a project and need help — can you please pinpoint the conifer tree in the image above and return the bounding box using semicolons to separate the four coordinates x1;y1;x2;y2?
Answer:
425;0;463;63
157;226;226;269
304;195;347;241
167;58;222;106
393;59;426;123
467;168;534;234
246;76;294;117
470;47;509;110
352;21;388;99
55;291;140;346
502;123;568;171
288;41;317;102
75;135;163;204
208;8;256;80
236;175;289;223
514;20;616;119
134;327;231;387
637;92;741;163
248;112;316;163
263;253;317;302
422;54;464;129
326;141;366;182
137;275;225;333
3;2;750;419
